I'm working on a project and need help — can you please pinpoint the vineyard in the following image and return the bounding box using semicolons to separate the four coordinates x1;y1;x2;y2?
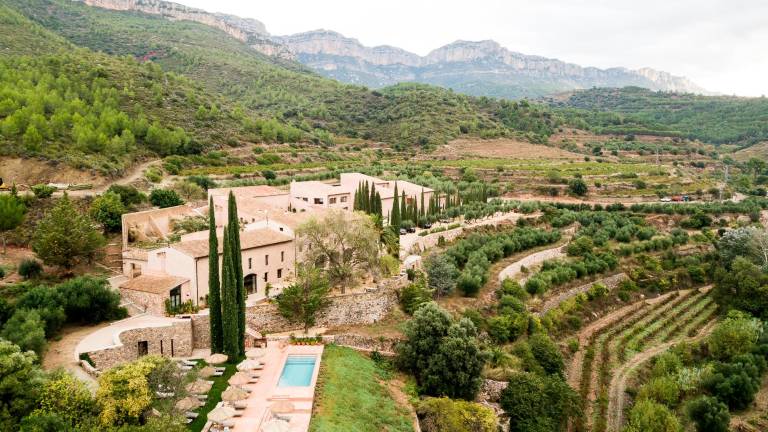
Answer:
568;286;718;432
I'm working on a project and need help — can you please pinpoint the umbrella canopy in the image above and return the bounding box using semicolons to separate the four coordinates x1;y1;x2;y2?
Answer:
175;396;202;411
206;353;228;365
261;419;290;432
245;347;266;359
198;366;217;378
228;372;252;386
270;400;295;414
207;406;236;423
185;379;212;394
221;386;249;402
237;359;261;371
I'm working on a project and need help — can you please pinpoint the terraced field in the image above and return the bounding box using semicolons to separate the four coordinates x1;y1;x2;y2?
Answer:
567;286;717;432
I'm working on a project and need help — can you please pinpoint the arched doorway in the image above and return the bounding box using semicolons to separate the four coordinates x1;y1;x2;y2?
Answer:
244;274;257;295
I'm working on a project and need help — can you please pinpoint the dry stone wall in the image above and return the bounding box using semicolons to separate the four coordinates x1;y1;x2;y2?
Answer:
86;320;193;370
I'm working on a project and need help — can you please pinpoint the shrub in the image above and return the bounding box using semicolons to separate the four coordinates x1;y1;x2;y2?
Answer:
31;184;56;198
149;189;183;208
18;259;43;279
106;185;145;207
623;399;682;432
416;397;497;432
704;356;763;410
497;278;529;301
637;376;681;407
568;178;588;196
0;309;47;358
686;396;730;432
89;191;126;233
400;276;432;314
56;277;127;324
499;372;581;431
528;333;565;377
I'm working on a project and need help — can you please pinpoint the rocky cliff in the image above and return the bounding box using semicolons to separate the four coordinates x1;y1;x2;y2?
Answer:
80;0;267;42
79;0;708;98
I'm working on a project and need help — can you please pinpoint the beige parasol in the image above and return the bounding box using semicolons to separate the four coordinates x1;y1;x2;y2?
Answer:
270;400;295;414
197;366;217;378
228;372;253;386
261;419;290;432
175;396;203;411
221;386;249;402
185;379;212;394
207;406;236;423
237;359;261;371
206;353;228;365
245;347;266;359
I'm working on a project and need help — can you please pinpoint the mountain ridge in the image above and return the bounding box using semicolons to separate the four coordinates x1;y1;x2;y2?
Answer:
75;0;709;99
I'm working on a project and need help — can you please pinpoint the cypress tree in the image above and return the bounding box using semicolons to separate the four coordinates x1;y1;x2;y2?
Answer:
391;183;400;228
208;198;223;353
221;227;239;359
369;183;376;214
227;192;245;357
420;190;426;218
400;191;407;224
374;191;382;217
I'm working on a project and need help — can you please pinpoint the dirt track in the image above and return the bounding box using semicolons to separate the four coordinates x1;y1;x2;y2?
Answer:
606;319;717;432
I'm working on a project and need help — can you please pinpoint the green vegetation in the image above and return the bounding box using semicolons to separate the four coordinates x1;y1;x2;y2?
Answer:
207;197;223;354
309;345;413;432
554;86;768;146
416;397;497;432
276;265;331;332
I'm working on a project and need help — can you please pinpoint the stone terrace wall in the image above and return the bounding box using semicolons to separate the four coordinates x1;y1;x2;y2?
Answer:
120;288;164;315
244;275;406;335
87;320;193;370
328;334;400;355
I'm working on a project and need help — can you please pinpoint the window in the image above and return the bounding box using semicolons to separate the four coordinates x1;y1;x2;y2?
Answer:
265;255;269;265
302;197;308;202
314;198;324;204
277;268;283;278
263;272;268;282
340;196;348;203
329;197;337;204
248;257;252;269
281;251;285;262
160;340;164;355
169;286;181;309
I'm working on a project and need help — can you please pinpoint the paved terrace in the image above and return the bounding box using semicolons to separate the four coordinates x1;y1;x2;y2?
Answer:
74;315;187;356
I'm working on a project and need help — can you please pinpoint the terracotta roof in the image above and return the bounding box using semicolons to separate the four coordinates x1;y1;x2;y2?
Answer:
120;274;188;295
172;228;292;258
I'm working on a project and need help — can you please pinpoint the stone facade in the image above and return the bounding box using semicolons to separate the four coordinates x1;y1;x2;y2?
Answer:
191;313;211;350
86;320;193;370
120;288;165;316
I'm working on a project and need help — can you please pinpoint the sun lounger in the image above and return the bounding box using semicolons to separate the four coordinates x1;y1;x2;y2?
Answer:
155;391;175;398
233;401;247;410
185;418;193;424
179;365;193;371
181;359;198;367
273;413;291;422
233;411;243;417
213;371;224;377
214;367;225;372
195;394;207;401
185;411;198;419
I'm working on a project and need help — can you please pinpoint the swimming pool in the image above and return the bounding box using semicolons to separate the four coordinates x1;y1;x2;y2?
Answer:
277;355;317;387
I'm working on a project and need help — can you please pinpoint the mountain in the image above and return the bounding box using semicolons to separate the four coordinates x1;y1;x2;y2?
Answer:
1;0;564;174
271;32;708;99
70;0;707;99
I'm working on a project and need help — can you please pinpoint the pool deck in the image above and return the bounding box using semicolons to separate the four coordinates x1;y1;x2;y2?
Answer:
221;344;324;432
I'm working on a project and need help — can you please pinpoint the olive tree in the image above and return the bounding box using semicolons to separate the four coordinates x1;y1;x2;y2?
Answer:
296;210;380;292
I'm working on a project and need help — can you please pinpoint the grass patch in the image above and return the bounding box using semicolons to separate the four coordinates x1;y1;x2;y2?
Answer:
309;345;412;432
188;362;237;432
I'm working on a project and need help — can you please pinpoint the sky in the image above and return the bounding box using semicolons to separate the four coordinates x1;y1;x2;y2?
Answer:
180;0;768;96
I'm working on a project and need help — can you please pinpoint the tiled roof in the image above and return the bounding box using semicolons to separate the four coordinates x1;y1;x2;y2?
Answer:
120;274;188;295
172;228;292;258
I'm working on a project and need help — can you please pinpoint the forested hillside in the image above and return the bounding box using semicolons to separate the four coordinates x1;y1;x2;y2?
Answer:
551;87;768;146
4;0;560;158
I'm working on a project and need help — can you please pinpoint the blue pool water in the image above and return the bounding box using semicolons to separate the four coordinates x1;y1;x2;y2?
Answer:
277;355;317;387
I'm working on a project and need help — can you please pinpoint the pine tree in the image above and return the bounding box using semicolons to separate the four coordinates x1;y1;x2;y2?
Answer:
390;183;400;228
227;192;245;357
208;198;223;353
220;227;239;359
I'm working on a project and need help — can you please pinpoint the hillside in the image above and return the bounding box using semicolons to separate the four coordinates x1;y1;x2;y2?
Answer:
0;5;242;175
4;0;561;154
550;87;768;146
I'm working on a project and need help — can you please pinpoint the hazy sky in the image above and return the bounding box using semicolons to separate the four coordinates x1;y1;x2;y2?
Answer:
180;0;768;96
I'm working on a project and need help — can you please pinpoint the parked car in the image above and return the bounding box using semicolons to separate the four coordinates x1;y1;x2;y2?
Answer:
406;226;416;233
423;223;433;229
660;197;672;202
399;228;407;235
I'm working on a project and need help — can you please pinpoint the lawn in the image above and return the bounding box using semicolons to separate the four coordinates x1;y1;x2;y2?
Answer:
188;362;238;432
309;345;413;432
